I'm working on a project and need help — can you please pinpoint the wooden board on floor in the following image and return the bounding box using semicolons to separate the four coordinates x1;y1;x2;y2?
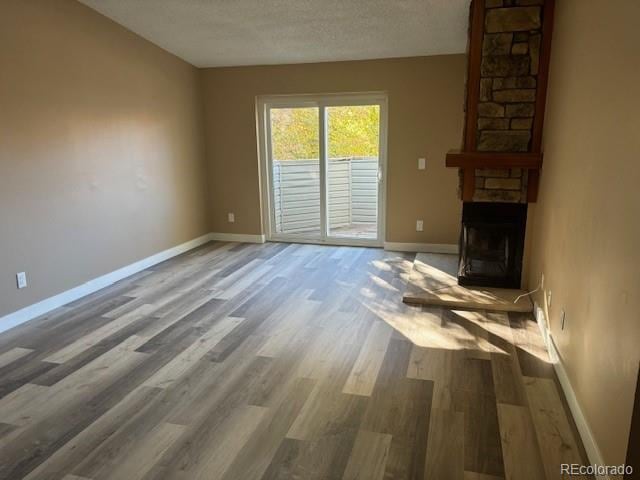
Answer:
402;253;533;312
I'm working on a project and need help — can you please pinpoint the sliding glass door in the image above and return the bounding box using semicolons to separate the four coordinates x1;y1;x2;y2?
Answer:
326;105;380;240
269;106;322;237
260;94;386;246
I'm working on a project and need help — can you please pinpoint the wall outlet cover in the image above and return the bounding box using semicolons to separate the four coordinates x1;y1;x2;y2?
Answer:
418;157;426;170
416;220;424;232
16;272;27;289
227;213;235;223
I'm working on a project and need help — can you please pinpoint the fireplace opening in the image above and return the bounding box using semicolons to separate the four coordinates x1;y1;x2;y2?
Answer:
458;202;527;289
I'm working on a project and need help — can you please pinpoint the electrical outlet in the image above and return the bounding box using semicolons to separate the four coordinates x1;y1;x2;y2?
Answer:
547;290;552;308
561;309;566;330
227;212;235;223
16;272;27;289
418;157;426;170
416;220;424;232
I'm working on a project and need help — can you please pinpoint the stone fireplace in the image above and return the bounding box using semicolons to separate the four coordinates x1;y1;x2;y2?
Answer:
447;0;555;288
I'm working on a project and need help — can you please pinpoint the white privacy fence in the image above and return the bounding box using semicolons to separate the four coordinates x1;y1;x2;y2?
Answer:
273;157;378;234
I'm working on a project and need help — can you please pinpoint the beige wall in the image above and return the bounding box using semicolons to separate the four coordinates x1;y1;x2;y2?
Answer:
201;56;466;243
0;0;209;317
526;0;640;467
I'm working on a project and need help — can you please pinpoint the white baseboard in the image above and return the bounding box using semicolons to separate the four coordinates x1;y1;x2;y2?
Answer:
0;231;270;334
533;302;609;480
0;233;213;334
534;302;551;349
210;232;266;243
384;242;458;254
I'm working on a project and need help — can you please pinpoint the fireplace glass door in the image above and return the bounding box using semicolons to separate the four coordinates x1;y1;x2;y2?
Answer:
461;223;513;281
458;202;527;289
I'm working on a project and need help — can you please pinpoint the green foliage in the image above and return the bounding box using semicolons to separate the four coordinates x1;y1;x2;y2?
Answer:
270;108;319;160
271;105;379;160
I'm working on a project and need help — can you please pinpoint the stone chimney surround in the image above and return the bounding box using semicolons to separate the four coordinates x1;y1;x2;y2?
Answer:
446;0;555;203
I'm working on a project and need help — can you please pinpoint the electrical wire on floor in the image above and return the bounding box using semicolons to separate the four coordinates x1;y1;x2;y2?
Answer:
514;282;541;304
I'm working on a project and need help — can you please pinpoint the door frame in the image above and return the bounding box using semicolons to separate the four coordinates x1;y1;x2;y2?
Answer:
256;92;388;247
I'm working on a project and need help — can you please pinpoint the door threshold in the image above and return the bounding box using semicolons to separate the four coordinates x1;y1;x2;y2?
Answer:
267;237;383;248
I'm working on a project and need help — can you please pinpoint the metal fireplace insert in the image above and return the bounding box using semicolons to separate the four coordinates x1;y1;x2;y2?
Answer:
458;202;527;289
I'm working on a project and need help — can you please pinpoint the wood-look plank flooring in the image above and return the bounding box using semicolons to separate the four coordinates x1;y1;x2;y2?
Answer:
0;242;590;479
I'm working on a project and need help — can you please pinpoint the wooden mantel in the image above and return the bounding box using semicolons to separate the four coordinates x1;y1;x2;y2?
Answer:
446;150;543;169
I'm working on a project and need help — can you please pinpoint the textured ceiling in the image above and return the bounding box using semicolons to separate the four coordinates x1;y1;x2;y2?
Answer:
78;0;470;68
